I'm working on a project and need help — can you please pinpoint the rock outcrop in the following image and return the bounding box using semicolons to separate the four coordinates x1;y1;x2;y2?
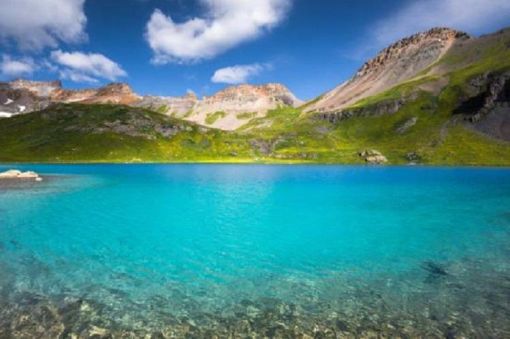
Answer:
454;71;510;141
358;150;388;164
308;28;470;114
0;169;42;181
396;117;418;134
314;97;409;123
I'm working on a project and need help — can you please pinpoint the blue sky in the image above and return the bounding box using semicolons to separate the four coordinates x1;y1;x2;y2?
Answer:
1;0;509;100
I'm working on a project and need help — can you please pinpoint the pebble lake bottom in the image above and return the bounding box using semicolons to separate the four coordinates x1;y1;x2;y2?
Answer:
0;164;509;338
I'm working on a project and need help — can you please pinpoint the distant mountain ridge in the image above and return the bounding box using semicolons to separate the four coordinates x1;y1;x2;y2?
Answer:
0;80;141;117
0;79;301;130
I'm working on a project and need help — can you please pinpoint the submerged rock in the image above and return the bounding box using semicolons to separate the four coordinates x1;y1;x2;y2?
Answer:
422;261;449;284
421;261;448;276
0;169;43;181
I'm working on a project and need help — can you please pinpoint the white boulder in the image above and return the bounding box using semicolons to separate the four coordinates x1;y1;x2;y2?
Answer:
358;150;388;164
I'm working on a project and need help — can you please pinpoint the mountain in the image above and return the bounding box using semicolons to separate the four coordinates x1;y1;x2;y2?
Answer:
0;27;509;165
185;83;302;130
136;91;198;118
307;27;510;142
137;83;301;130
0;80;301;130
308;28;471;113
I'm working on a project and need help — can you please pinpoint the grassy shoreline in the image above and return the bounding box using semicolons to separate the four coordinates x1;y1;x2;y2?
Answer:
2;159;510;167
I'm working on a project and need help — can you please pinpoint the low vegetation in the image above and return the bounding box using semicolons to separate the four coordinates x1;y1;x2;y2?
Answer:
236;112;257;120
205;111;226;125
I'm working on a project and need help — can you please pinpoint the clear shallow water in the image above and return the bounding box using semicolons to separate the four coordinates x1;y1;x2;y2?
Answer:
0;164;509;338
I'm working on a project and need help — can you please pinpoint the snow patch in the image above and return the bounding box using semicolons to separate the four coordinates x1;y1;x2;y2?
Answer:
18;105;26;112
0;112;13;118
4;98;13;105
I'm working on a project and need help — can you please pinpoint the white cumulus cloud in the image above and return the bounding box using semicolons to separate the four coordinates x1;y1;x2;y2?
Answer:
0;0;87;51
51;50;127;83
58;69;100;84
211;64;268;84
0;55;37;77
145;0;291;63
373;0;510;46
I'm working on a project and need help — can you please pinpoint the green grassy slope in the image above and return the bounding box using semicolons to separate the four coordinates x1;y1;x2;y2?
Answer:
0;104;256;163
1;29;509;165
1;98;509;165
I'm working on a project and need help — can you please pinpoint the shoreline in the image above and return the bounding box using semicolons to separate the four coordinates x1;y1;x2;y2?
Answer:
2;160;510;168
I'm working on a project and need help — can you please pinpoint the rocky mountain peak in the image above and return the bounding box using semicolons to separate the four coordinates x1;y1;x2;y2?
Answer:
308;27;471;114
355;28;470;79
9;79;62;97
206;83;301;106
95;83;136;97
211;83;291;97
50;82;140;105
184;91;198;100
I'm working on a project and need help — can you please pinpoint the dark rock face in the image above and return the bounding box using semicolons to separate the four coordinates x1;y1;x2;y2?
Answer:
314;98;407;123
455;72;510;141
474;108;510;141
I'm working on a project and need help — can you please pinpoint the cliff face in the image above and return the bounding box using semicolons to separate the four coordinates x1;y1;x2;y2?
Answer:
308;28;470;114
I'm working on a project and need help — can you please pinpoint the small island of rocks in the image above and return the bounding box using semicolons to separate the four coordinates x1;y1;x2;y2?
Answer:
0;169;43;182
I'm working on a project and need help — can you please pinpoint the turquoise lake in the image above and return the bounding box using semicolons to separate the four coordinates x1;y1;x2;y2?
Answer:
0;164;509;337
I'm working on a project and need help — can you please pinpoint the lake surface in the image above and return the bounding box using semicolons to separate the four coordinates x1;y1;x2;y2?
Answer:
0;164;509;338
